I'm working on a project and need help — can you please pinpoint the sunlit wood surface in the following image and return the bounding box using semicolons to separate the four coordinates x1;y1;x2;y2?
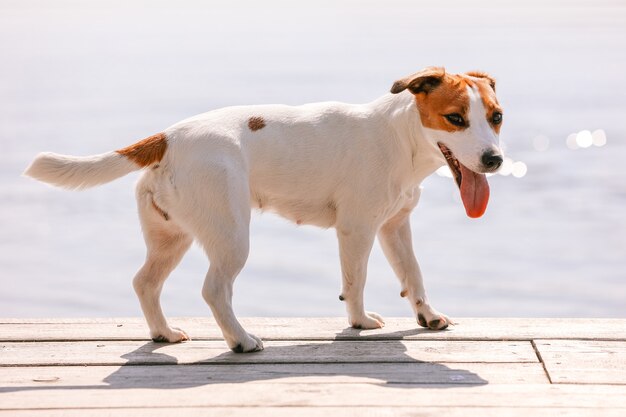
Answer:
1;318;625;416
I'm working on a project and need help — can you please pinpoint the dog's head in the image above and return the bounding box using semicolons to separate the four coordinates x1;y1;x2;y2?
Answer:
391;67;504;218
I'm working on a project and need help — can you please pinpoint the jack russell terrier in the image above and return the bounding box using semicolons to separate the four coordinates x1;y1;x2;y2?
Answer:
25;67;503;353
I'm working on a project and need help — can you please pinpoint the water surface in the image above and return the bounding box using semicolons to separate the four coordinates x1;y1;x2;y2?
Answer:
1;0;625;318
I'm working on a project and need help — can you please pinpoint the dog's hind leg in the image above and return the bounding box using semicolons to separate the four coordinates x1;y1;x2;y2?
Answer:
378;196;452;331
201;232;263;353
133;180;193;343
181;163;262;353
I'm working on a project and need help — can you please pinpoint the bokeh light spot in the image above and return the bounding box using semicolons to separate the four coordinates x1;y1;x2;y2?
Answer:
499;157;514;176
566;133;579;150
592;129;607;147
511;161;528;178
576;130;593;148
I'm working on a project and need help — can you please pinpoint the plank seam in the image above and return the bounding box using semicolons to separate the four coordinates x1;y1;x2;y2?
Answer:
2;405;626;411
0;361;538;368
531;339;553;384
3;337;626;342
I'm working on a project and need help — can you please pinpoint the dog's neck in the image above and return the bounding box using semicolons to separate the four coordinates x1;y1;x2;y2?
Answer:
367;92;446;186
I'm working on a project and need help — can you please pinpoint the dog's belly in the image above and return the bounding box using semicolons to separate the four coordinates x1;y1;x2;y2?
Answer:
250;192;337;228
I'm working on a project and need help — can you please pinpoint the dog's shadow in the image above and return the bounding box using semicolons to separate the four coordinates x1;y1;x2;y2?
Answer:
1;327;487;393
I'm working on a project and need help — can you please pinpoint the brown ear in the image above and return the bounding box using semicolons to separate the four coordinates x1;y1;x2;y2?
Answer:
390;66;446;94
466;71;496;92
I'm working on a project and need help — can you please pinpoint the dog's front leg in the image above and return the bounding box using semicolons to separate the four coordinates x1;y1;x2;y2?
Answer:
336;225;384;329
378;209;452;330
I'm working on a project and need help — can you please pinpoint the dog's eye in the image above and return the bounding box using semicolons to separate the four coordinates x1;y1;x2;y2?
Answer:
492;111;503;125
444;113;465;127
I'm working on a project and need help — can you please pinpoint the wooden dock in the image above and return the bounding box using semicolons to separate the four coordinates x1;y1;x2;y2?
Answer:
1;317;625;416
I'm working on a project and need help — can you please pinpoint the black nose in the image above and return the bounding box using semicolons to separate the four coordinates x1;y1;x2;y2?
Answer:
481;151;503;171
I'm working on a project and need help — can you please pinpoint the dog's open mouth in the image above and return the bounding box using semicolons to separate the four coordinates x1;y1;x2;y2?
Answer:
437;143;490;218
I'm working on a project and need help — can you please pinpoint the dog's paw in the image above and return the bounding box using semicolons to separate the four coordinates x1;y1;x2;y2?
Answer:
151;326;190;343
350;311;385;329
416;307;453;331
230;333;264;353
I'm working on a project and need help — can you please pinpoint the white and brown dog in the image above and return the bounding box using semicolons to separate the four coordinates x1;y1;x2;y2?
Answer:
25;67;503;353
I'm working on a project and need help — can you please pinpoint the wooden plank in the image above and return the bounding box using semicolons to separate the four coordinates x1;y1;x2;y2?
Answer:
1;407;624;417
0;362;547;387
1;318;625;415
0;383;625;409
0;340;537;366
535;340;626;384
1;318;625;341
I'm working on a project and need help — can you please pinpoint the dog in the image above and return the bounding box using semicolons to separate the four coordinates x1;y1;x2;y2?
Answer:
25;66;503;353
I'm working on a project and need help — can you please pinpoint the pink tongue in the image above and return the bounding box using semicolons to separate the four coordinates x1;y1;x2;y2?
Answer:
459;163;490;218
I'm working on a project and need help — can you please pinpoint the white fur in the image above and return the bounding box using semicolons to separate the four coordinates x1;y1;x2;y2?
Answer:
25;85;500;352
24;151;137;190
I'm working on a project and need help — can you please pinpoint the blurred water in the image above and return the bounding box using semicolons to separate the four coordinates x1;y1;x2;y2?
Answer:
1;0;625;318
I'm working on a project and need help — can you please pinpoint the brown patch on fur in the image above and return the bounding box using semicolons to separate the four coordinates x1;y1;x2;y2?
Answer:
117;133;167;167
400;289;408;298
465;71;496;91
390;66;446;94
413;73;472;132
393;68;502;133
470;76;503;135
248;116;266;132
151;198;169;221
407;70;503;134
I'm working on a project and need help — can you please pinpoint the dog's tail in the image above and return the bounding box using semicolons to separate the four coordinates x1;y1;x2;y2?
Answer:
24;133;168;190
